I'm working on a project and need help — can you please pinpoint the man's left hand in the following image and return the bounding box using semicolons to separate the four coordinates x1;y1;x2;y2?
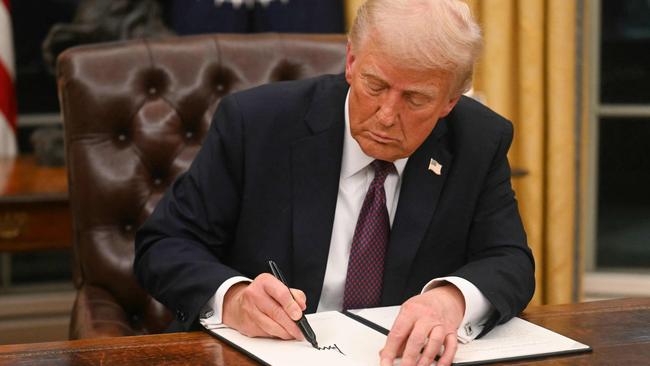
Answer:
380;284;465;366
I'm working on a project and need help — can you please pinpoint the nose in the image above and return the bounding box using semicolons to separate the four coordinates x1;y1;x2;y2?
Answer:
376;92;400;127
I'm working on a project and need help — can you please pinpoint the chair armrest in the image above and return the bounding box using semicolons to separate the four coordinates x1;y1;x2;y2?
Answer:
69;285;136;339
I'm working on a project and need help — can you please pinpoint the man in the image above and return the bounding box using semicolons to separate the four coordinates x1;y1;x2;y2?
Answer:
134;1;535;365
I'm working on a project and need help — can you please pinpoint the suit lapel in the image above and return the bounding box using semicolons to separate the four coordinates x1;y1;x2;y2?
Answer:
381;118;453;304
291;75;347;313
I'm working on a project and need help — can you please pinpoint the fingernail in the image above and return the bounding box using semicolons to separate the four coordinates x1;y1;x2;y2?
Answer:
291;307;302;320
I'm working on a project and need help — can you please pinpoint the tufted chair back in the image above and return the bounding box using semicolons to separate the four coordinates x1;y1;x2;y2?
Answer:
57;33;347;339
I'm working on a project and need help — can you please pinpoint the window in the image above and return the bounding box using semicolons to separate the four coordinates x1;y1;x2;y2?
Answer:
584;0;650;300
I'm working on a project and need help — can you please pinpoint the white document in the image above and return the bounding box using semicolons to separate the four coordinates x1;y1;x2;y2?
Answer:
351;306;591;365
209;311;386;366
209;306;590;365
349;305;401;330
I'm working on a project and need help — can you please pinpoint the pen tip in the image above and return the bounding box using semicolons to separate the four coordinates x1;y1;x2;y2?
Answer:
312;341;319;349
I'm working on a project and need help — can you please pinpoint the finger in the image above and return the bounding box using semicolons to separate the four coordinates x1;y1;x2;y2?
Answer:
380;313;415;366
263;277;303;321
255;294;305;340
401;321;436;366
290;288;307;311
417;325;446;366
435;331;458;366
254;277;304;340
236;280;288;339
246;275;303;340
249;304;294;340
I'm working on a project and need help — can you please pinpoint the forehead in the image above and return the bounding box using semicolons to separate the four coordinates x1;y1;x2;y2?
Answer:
353;43;451;95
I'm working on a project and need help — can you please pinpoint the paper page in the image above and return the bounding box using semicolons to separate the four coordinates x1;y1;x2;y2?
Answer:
209;311;387;366
350;305;400;330
352;306;590;365
452;317;590;364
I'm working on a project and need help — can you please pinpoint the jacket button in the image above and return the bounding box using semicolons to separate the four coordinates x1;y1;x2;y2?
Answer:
176;309;186;322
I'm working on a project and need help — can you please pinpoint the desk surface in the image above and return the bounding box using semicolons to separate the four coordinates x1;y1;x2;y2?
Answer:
0;297;648;365
0;156;71;251
0;155;68;202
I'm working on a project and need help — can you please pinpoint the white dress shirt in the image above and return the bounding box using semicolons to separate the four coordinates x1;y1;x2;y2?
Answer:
201;90;493;343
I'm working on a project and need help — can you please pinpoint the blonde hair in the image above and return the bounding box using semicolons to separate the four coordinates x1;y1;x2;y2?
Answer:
349;0;482;95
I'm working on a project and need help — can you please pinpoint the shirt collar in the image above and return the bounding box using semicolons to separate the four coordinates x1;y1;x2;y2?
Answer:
341;88;408;179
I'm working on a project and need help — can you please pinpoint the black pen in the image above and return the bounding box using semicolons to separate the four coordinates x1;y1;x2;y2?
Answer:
268;260;319;349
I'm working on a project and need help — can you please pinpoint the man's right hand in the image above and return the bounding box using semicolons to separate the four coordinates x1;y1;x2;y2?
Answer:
222;273;307;340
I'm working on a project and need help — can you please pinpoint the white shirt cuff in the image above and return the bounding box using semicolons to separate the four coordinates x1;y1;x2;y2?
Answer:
199;276;252;329
421;276;494;344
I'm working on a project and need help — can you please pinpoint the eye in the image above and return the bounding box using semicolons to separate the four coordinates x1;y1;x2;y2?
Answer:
363;79;386;95
406;94;429;108
369;82;384;91
367;84;384;95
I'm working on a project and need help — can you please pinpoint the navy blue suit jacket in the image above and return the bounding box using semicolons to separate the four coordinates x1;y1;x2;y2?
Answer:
134;73;535;335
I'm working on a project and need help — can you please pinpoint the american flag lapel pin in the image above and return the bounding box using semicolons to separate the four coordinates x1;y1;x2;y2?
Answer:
428;158;442;175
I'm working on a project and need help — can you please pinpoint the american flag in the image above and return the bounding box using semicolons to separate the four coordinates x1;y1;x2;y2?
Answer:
428;158;442;175
0;0;16;157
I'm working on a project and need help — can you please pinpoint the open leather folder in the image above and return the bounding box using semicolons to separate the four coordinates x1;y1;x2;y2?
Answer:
205;306;591;366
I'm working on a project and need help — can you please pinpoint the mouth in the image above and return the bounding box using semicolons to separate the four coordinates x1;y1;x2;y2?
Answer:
366;131;397;144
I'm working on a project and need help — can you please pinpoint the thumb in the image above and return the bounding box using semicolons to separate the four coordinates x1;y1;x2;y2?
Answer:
290;288;307;311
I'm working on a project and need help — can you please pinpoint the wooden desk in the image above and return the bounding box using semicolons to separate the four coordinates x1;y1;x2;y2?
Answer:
0;155;71;252
0;298;648;365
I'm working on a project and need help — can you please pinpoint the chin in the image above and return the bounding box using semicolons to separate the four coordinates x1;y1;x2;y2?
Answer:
360;144;398;162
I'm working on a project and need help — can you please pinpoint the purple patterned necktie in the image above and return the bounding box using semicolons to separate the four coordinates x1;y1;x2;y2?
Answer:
343;160;396;310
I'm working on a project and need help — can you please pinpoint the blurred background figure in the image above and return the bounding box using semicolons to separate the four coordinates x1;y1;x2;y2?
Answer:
167;0;344;35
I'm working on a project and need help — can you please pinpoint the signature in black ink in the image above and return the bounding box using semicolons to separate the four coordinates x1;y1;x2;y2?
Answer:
317;343;345;355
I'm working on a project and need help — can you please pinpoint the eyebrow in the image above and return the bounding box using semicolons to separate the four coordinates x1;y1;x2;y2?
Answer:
361;72;388;86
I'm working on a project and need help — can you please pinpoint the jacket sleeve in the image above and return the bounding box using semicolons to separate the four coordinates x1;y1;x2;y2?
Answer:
133;95;246;330
451;120;536;337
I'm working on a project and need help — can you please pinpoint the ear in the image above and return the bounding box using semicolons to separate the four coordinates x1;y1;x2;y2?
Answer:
440;95;461;118
345;42;355;84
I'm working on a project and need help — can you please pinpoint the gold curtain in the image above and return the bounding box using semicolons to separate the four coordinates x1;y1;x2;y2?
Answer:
345;0;578;306
465;0;577;306
345;0;366;31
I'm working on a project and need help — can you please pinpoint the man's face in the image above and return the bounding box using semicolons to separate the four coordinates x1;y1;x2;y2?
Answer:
345;40;460;162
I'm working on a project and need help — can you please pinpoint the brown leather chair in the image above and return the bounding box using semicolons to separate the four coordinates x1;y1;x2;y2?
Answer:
57;33;347;339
